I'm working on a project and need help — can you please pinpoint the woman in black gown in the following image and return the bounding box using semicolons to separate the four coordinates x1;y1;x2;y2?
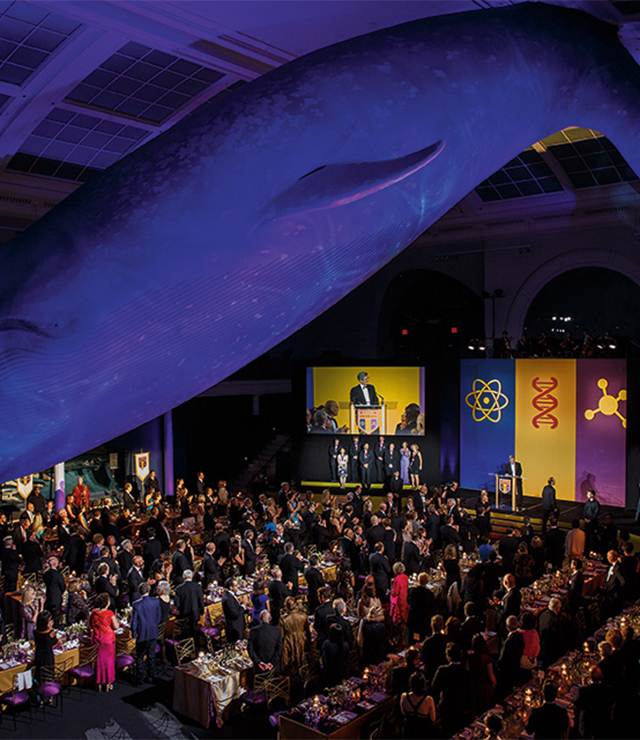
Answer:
34;610;58;682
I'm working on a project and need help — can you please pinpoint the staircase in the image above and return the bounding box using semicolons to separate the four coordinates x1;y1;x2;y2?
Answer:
229;433;292;493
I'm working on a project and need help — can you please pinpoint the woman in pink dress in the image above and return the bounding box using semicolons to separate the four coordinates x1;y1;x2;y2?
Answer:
390;562;409;648
89;592;119;691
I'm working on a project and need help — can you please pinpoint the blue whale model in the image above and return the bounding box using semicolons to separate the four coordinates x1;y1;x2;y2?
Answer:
2;3;640;481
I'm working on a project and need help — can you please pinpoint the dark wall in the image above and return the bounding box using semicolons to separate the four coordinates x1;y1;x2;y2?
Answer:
626;359;640;513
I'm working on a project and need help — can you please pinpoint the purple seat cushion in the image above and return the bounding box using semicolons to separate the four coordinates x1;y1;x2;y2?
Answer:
70;665;95;679
242;690;266;704
164;639;179;648
199;627;220;638
269;711;286;728
116;655;135;668
39;682;61;698
2;691;30;706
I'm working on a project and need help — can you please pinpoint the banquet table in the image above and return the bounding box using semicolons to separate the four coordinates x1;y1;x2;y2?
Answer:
279;691;394;740
172;645;253;728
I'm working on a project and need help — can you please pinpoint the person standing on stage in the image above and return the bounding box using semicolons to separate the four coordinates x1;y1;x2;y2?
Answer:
359;442;374;489
541;477;559;534
374;435;387;484
506;455;523;510
328;438;340;482
348;436;361;483
583;490;600;552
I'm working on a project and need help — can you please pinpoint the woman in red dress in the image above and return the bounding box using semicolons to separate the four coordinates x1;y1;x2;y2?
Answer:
390;562;410;648
89;592;120;691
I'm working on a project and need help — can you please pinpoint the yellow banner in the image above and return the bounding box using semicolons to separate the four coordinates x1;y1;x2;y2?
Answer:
515;359;576;501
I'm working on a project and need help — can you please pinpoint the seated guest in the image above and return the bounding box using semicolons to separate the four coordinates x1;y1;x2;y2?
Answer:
66;578;90;625
526;680;571;739
248;609;282;674
322;623;349;688
174;569;204;638
400;671;436;740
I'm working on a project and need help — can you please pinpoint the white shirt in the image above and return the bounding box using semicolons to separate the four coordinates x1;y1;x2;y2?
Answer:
360;384;371;404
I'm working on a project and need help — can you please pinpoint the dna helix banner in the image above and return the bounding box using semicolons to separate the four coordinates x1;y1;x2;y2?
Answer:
459;359;626;507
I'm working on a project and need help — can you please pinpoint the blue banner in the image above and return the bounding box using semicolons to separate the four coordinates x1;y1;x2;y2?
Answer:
460;360;515;490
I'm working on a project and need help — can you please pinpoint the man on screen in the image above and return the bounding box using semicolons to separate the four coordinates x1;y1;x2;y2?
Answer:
349;371;379;406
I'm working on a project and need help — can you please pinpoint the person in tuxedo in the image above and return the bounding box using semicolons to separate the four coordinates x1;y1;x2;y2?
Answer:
328;438;340;482
541;477;559;534
538;597;564;668
174;570;204;638
526;680;571;739
506;455;524;510
117;540;135;581
131;582;162;684
407;572;437;642
348;436;361;482
43;556;66;627
349;371;379;406
567;558;584;616
359;442;374;488
313;586;335;649
572;665;614;739
21;529;43;574
583;490;600;552
155;513;172;552
195;471;206;497
267;568;290;626
241;529;258;576
432;642;473;737
222;578;245;643
202;542;223;590
94;562;118;611
374;436;387;483
127;556;145;602
142;528;163;578
327;598;354;649
171;540;191;586
545;518;566;571
496;615;524;700
304;554;325;614
279;542;304;595
492;574;521;635
383;442;399;483
369;541;392;601
388;470;404;500
604;549;626;616
63;523;85;575
248;609;282;674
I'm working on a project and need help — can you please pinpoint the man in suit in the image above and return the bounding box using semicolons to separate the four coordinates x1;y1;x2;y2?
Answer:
174;569;204;638
117;539;135;581
383;442;399;482
496;615;525;699
572;666;614;739
374;436;387;484
440;516;462;549
492;574;521;635
369;541;391;601
155;513;172;552
267;568;290;625
349;371;379;406
388;470;403;500
43;556;66;626
545;518;566;571
327;598;354;649
583;490;600;552
278;542;304;595
538;597;564;668
359;442;374;489
348;436;361;482
541;477;558;534
421;615;447;681
143;529;163;577
127;556;145;602
304;554;325;614
94;562;118;610
526;680;571;739
604;549;626;616
21;529;43;574
248;609;283;674
171;540;191;586
241;529;258;576
195;471;206;497
313;586;334;649
213;523;231;560
328;438;340;482
507;455;524;510
202;542;223;590
131;582;162;684
566;558;584;616
221;577;248;643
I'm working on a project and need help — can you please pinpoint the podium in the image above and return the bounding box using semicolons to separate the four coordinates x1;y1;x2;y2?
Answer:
495;473;517;511
350;403;386;435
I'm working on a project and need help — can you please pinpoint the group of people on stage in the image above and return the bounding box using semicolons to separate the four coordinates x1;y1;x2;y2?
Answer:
1;455;638;738
329;436;423;490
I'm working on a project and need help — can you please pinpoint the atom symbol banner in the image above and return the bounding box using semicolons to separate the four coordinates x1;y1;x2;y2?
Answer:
465;378;510;423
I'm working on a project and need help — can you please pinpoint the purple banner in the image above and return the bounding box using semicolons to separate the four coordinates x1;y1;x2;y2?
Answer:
575;360;627;507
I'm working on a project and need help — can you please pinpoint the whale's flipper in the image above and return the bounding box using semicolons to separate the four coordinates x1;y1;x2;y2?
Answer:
264;140;445;220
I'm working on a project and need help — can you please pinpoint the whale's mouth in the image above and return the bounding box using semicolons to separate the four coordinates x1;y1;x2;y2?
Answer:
0;318;55;338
